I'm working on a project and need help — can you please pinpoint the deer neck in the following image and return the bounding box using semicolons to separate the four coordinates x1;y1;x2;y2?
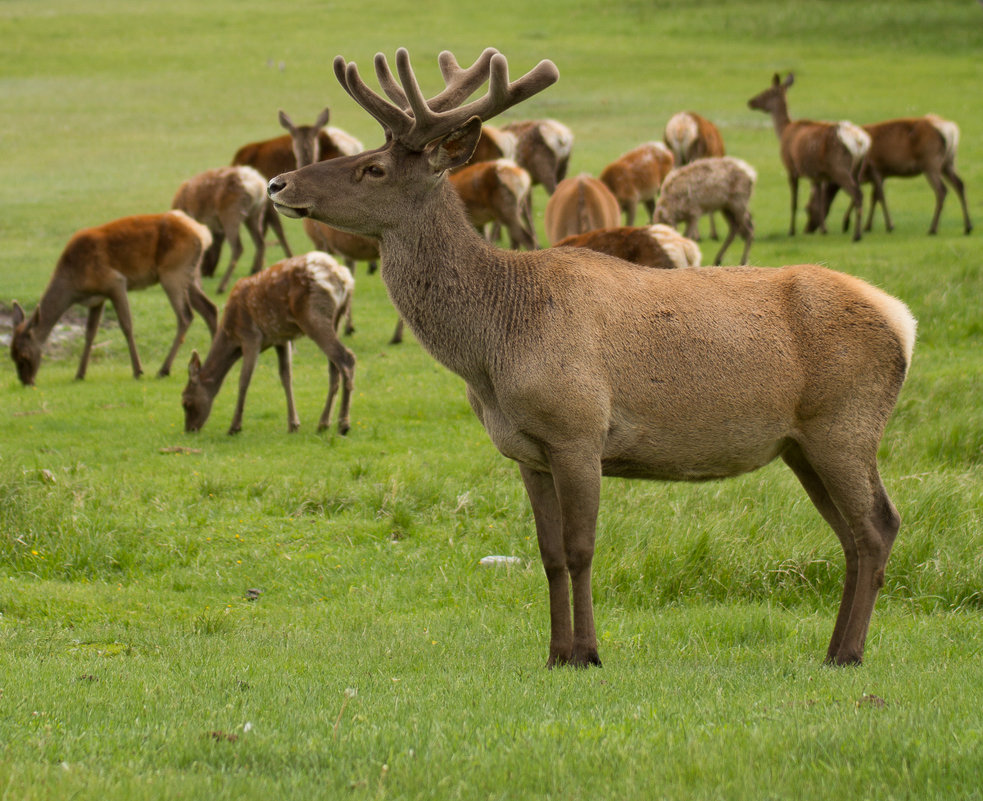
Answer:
376;181;517;379
30;286;75;344
198;327;242;398
768;99;792;140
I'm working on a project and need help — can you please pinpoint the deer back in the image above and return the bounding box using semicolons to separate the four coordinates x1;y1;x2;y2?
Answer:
544;175;621;244
863;116;957;178
599;142;674;205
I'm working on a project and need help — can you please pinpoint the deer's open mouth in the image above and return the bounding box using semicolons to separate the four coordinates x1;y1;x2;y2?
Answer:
271;201;308;219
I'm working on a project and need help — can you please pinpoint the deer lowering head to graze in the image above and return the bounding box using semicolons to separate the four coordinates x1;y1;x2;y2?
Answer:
455;124;517;170
663;111;725;166
182;251;355;435
269;47;915;669
171;166;269;294
599;142;675;226
805;115;972;236
10;211;217;385
544;174;621;245
449;159;537;249
552;224;700;270
654;156;756;265
747;73;870;242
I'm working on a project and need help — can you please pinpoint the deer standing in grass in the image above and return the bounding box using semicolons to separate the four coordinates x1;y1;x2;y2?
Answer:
747;73;870;242
552;224;700;270
181;251;355;435
10;211;217;385
268;47;915;668
449;159;537;249
171;165;269;294
663;111;726;239
600;142;675;226
806;115;972;236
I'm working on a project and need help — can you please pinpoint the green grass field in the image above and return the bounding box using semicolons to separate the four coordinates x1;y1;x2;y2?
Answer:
2;1;982;798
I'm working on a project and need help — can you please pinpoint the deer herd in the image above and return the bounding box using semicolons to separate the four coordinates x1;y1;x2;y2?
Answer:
11;45;971;668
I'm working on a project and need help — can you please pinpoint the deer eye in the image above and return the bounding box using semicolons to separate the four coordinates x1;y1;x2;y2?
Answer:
362;164;386;179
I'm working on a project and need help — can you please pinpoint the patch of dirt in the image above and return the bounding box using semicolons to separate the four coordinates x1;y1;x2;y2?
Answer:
0;301;116;357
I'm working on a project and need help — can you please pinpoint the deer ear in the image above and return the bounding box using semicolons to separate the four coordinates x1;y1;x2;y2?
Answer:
783;72;795;88
278;109;295;132
188;350;202;381
771;73;781;87
314;106;331;130
11;301;25;327
426;116;482;173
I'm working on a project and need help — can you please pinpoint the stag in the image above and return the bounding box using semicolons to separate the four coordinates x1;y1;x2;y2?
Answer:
10;211;217;385
182;251;355;435
747;73;870;241
268;47;915;668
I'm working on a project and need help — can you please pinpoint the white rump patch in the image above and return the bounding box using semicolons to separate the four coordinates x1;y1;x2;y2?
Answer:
540;120;574;159
493;160;532;200
303;251;354;305
326;127;364;156
836;121;872;165
926;114;960;161
727;156;758;185
648;224;702;268
838;271;917;370
664;112;698;161
168;209;213;250
484;126;518;161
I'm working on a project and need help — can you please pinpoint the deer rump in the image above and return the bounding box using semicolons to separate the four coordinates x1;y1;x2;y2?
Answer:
463;257;910;482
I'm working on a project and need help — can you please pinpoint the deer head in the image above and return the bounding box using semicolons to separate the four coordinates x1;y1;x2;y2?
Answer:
9;301;42;386
747;72;794;114
267;48;559;238
181;350;212;432
279;107;332;169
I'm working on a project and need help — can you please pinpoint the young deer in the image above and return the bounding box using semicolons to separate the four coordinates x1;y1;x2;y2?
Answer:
599;142;675;226
544;174;621;244
269;47;915;668
663;111;726;166
500;119;574;194
806;115;972;236
449;159;537;249
747;72;870;242
171;165;269;294
10;211;217;385
181;251;355;435
552;224;700;270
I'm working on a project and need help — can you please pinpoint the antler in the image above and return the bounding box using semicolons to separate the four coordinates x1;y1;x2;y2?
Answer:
333;47;560;150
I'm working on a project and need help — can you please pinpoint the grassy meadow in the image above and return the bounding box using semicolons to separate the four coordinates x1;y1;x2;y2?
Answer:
2;1;982;798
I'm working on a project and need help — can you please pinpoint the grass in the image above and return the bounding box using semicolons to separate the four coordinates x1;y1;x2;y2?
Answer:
2;0;983;798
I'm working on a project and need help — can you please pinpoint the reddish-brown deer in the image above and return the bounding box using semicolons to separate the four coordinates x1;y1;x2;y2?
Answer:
181;251;355;435
552;224;700;270
663;111;725;166
268;47;915;668
449;159;537;249
747;72;870;241
10;211;217;385
599;142;675;226
805;115;972;236
171;165;269;294
500;119;573;194
544;174;621;244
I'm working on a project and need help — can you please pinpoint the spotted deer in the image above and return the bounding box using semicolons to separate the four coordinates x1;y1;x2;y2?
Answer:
181;251;355;435
268;47;915;668
10;211;217;385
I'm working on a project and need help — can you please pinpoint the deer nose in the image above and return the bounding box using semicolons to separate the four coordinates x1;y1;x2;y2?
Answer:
267;176;287;197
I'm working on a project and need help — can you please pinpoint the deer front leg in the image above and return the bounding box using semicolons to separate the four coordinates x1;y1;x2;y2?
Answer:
274;343;300;432
788;175;799;236
107;284;144;379
76;302;105;380
229;341;260;434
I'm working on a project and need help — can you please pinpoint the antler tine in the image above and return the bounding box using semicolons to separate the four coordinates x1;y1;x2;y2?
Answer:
374;52;409;109
429;48;500;112
333;54;412;139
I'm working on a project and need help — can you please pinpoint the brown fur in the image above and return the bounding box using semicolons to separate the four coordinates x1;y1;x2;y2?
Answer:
10;211;217;385
748;73;869;241
544;175;621;244
552;225;696;270
269;48;916;668
182;252;355;435
500;119;574;194
599;142;675;226
449;159;537;250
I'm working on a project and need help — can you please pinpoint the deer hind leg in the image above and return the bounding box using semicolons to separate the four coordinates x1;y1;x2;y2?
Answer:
274;343;300;433
200;232;224;278
788;175;800;236
643;198;656;225
783;439;900;665
245;208;266;275
216;217;244;294
188;283;218;338
941;163;972;234
106;282;144;379
867;172;893;233
303;319;356;434
76;302;105;380
712;209;740;266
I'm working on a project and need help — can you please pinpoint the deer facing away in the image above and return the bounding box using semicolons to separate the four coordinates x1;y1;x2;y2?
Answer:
544;174;621;245
10;211;217;385
182;251;355;435
268;47;915;669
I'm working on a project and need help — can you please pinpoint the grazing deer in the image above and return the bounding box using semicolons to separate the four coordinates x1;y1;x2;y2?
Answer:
171;165;269;294
457;124;517;169
449;159;537;249
552;224;700;270
654;156;757;265
500;119;574;194
544;174;621;244
805;115;972;236
10;211;217;385
747;73;870;242
268;47;915;668
599;142;675;226
231;109;364;260
663;111;726;166
181;251;355;435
